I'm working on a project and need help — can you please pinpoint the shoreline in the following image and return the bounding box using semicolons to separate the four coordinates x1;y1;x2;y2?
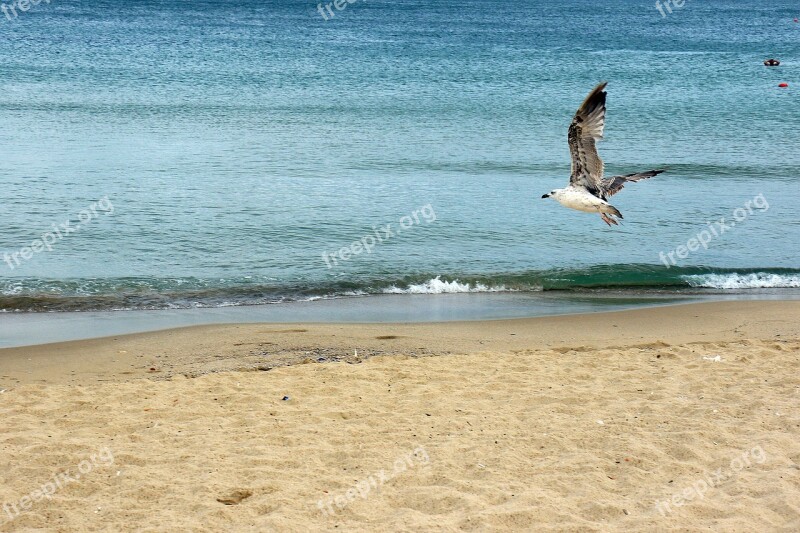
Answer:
2;300;798;387
3;290;799;349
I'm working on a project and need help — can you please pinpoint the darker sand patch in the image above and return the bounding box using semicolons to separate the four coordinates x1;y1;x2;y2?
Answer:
217;489;253;505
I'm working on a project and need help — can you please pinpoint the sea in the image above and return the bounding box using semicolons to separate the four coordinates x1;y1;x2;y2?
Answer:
1;0;799;319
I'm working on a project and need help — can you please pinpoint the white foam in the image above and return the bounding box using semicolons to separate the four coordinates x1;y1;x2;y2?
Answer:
683;273;800;289
0;282;24;296
382;276;510;294
341;290;368;297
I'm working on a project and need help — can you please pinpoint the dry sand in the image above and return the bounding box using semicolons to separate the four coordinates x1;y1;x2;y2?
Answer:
0;301;799;531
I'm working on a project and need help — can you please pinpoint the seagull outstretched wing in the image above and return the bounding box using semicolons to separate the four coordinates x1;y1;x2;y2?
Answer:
568;82;607;198
600;169;665;199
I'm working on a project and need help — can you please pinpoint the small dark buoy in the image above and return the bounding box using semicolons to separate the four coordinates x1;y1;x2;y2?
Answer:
778;82;789;88
764;58;780;66
282;395;290;401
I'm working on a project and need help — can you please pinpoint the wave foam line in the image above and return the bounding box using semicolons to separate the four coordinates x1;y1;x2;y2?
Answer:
381;276;512;294
683;273;800;289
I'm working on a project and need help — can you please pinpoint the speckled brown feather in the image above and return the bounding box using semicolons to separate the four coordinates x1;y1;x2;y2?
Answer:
568;81;608;196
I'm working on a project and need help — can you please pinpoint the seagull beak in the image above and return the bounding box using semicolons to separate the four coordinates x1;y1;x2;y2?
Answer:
541;194;550;198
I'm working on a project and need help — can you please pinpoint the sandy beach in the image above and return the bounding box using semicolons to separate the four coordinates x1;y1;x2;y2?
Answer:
4;1;799;531
1;300;799;531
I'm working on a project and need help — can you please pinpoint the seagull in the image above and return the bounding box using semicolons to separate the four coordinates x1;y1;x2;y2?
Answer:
541;82;665;226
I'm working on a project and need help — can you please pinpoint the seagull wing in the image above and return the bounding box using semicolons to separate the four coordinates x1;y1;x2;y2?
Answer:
568;82;608;197
600;169;665;199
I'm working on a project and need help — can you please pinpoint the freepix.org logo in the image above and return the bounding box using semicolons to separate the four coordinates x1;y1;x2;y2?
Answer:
3;197;114;271
659;194;768;268
1;0;52;22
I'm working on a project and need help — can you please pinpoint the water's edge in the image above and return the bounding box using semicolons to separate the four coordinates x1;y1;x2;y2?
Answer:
2;291;799;349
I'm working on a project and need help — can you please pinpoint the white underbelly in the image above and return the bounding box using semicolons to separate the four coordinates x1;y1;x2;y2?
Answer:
557;190;606;213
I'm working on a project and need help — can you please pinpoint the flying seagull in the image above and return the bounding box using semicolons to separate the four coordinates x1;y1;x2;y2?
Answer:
541;82;665;226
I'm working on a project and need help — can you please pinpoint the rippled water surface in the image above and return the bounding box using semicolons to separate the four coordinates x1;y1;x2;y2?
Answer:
1;0;798;311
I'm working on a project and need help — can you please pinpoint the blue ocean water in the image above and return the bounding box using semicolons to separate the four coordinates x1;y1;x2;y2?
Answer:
0;0;799;311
